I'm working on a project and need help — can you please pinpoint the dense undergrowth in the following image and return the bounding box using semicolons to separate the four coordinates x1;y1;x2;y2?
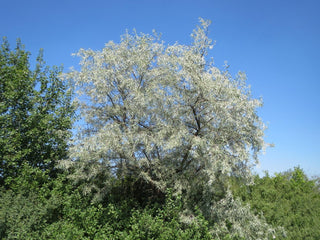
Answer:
1;167;319;239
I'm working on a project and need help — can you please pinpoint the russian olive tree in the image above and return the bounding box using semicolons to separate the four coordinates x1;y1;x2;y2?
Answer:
62;19;276;239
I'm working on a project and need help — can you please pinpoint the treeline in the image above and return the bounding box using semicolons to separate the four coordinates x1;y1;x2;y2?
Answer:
231;168;320;239
1;23;320;239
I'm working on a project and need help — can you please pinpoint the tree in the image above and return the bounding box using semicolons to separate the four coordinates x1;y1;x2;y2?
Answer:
62;19;275;239
232;167;320;240
0;37;75;187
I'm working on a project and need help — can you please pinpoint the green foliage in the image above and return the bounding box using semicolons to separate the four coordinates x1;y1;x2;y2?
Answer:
1;179;214;239
0;171;88;239
231;167;320;239
0;37;75;187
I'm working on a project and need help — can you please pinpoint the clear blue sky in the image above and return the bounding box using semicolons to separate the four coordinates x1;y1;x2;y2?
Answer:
1;0;319;176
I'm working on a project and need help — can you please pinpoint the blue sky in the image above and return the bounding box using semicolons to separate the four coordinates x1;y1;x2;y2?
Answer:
1;0;319;176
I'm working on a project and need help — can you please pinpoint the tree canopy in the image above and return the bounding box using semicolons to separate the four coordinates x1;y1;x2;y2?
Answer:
0;37;75;187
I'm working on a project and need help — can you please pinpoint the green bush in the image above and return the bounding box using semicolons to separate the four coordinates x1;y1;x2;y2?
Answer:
231;167;320;240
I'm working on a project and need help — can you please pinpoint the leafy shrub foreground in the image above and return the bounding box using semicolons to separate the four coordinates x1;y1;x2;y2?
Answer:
1;167;319;239
0;176;213;240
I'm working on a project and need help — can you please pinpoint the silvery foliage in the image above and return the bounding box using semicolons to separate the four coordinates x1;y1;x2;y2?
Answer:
209;191;284;239
61;19;277;239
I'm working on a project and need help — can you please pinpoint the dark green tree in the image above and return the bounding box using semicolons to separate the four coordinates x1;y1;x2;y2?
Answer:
0;37;75;187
